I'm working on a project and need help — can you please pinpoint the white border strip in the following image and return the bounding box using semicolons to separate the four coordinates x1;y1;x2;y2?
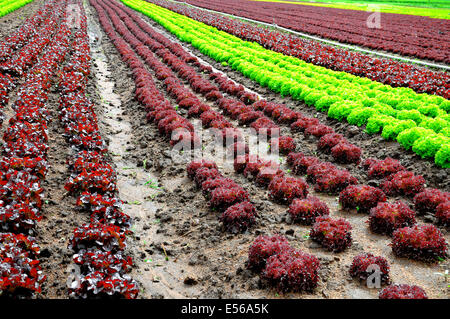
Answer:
166;0;450;71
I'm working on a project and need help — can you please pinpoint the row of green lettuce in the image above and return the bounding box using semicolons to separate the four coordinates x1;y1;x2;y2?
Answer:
121;0;450;168
0;0;33;17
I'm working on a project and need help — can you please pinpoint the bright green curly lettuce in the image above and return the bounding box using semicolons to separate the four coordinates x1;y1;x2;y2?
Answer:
347;107;376;127
412;134;450;159
397;127;436;150
396;109;425;124
315;95;342;112
435;143;450;168
381;120;417;140
365;115;395;135
420;117;450;133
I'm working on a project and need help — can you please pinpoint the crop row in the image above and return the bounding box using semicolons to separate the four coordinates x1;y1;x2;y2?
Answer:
0;0;70;296
121;0;450;168
234;142;448;290
0;0;63;126
226;138;446;290
285;152;449;225
179;0;450;63
92;0;288;236
146;0;449;99
238;151;447;291
0;0;33;17
57;1;138;299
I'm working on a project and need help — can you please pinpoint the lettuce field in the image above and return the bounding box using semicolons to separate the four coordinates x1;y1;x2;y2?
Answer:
0;0;448;300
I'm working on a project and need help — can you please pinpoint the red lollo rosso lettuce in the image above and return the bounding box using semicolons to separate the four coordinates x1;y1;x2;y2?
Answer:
247;234;291;272
238;110;264;125
379;284;428;299
413;188;450;215
73;250;133;275
310;216;352;252
273;108;299;125
255;168;284;188
243;158;279;180
227;142;249;158
268;176;308;204
234;154;259;174
220;201;257;233
193;167;221;188
368;201;416;236
339;185;387;213
270;136;296;155
286;152;304;166
363;157;406;179
261;249;320;293
290;117;319;133
288;196;329;225
64;164;117;194
220;127;243;145
349;253;390;285
317;133;346;153
69;151;104;172
304;124;334;138
69;222;132;253
186;160;218;179
436;201;449;227
330;141;361;164
0;201;42;233
292;155;321;176
0;232;45;295
250;117;280;138
76;192;122;211
382;171;425;197
209;186;249;212
313;168;358;194
68;271;139;299
0;170;43;209
201;176;239;198
391;224;448;262
90;205;131;230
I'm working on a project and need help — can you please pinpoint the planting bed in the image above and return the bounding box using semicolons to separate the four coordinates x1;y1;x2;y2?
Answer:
0;0;448;299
